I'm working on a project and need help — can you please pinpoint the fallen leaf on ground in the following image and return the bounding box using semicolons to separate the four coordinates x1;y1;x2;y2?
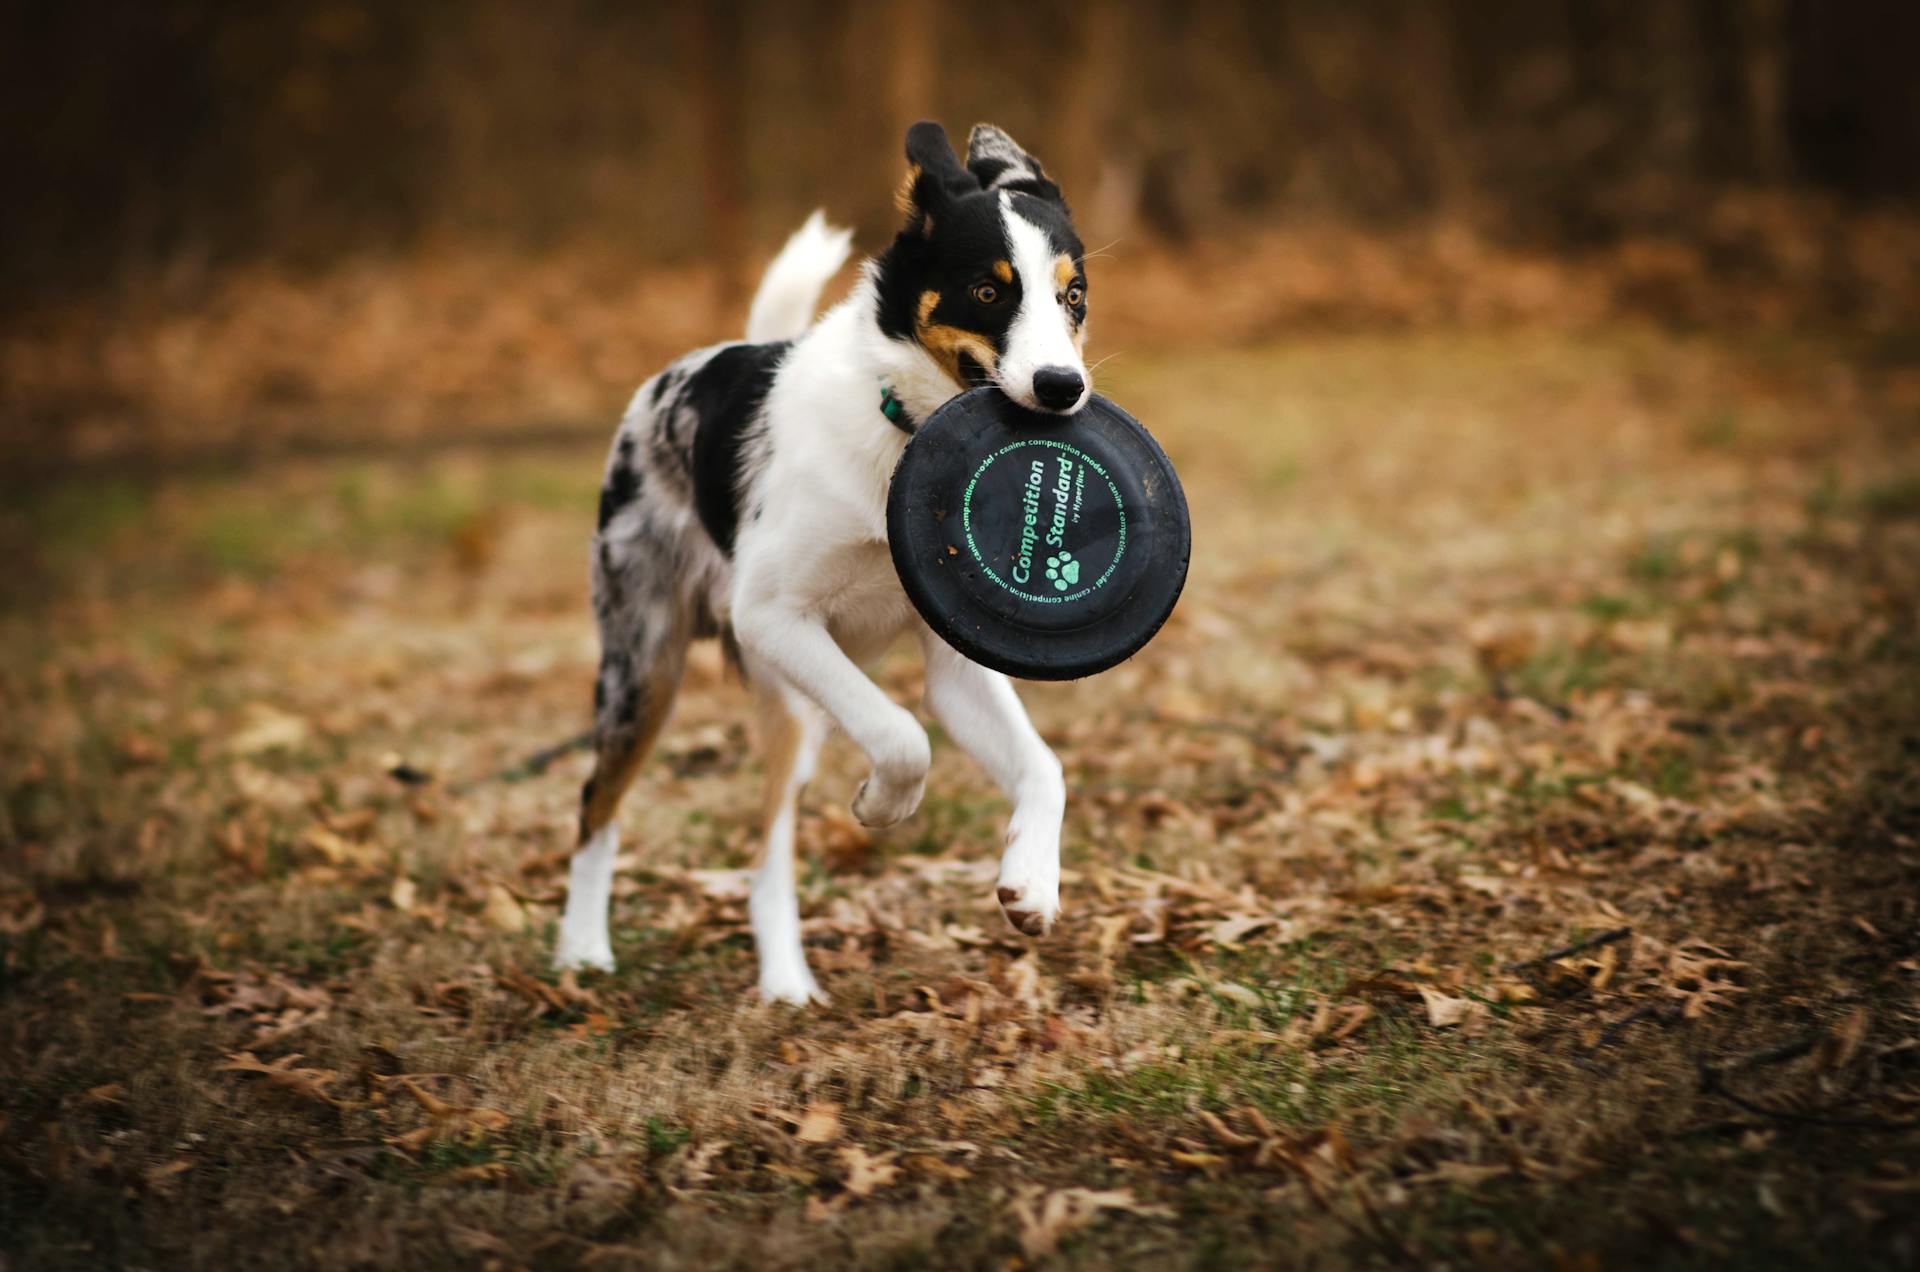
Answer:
1822;1006;1871;1070
144;1159;194;1194
301;826;369;868
1407;1161;1511;1188
448;1226;512;1256
1002;954;1049;1011
1418;987;1482;1029
1328;1003;1374;1042
795;1101;843;1144
837;1145;900;1197
1012;1186;1174;1259
226;703;310;755
482;883;528;933
1211;981;1264;1009
392;1076;511;1136
214;1051;339;1105
1209;914;1278;947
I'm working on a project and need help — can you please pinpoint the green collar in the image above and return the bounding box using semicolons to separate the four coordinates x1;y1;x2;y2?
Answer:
878;384;914;434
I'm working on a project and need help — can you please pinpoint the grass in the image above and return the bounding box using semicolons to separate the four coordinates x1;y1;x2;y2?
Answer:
3;327;1919;1268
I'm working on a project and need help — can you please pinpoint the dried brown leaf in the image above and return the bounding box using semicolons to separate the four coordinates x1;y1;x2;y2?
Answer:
214;1051;338;1105
1011;1186;1175;1259
795;1101;843;1145
837;1145;901;1197
1418;987;1482;1029
481;883;528;933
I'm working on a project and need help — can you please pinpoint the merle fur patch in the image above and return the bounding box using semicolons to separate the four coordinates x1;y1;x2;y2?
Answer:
686;341;791;555
597;435;642;531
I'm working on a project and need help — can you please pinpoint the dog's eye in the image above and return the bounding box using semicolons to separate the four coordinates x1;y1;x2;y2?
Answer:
1065;283;1085;307
970;283;1001;306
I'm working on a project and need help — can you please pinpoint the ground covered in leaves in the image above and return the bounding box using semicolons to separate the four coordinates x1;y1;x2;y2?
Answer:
4;326;1919;1268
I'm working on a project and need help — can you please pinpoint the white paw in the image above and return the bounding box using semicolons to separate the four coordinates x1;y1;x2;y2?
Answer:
758;965;828;1007
554;933;615;973
851;770;926;828
995;872;1061;937
851;726;929;827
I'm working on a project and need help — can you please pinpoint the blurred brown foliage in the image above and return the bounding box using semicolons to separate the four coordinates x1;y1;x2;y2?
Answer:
3;1;1919;470
8;0;1918;290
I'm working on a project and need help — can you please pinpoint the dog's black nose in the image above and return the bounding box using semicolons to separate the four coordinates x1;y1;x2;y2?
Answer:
1032;366;1086;411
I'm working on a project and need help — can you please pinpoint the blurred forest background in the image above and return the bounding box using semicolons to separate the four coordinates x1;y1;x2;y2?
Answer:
5;0;1920;468
8;5;1920;1267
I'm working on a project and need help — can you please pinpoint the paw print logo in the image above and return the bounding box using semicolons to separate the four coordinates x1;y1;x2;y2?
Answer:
1043;551;1081;591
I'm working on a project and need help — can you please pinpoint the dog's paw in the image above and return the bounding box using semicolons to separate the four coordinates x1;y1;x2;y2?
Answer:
758;966;828;1007
852;771;925;828
553;938;616;974
995;879;1060;937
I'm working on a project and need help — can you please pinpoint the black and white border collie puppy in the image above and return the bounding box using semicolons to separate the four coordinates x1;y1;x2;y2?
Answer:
556;121;1092;1004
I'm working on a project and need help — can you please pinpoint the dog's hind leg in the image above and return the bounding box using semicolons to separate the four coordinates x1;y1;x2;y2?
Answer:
746;668;828;1004
556;525;692;972
556;635;685;972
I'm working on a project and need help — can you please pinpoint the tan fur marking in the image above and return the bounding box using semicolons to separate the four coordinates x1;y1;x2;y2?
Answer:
579;695;673;842
916;292;998;384
757;699;802;829
992;259;1013;284
578;647;685;842
894;164;922;216
1054;255;1077;291
917;322;999;384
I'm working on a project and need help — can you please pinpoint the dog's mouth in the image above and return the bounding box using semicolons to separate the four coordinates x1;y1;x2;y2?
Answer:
957;352;1090;416
956;351;992;389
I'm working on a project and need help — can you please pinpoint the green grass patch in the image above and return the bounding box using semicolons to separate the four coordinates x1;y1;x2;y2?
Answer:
1509;640;1613;702
645;1116;693;1156
899;790;1000;857
1687;410;1741;451
1861;469;1920;521
14;478;153;560
1628;536;1684;585
1580;592;1635;622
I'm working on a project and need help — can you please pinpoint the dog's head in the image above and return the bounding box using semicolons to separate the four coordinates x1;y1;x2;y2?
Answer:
875;121;1089;415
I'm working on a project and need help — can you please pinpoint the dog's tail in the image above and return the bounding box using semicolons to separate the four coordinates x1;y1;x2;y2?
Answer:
745;210;853;343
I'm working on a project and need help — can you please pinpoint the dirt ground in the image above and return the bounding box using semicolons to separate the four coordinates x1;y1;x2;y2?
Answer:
3;325;1919;1268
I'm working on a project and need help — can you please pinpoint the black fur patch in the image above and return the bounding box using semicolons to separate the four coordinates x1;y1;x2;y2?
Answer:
1009;191;1087;325
594;539;621;618
649;369;681;408
874;194;1019;350
597;435;641;531
686;341;791;555
1009;191;1084;264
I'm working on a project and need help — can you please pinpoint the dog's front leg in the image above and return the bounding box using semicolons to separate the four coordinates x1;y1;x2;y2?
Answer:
918;627;1066;935
732;576;929;830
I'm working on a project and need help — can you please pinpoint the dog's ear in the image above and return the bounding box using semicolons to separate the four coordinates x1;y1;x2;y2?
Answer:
898;121;977;229
965;123;1063;203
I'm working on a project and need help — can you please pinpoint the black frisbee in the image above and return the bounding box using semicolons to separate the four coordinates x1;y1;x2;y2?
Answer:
887;387;1190;681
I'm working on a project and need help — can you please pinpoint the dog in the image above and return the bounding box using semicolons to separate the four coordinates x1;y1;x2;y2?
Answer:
556;121;1092;1004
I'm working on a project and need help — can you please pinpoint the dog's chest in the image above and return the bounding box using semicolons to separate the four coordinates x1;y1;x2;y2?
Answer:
818;540;916;652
